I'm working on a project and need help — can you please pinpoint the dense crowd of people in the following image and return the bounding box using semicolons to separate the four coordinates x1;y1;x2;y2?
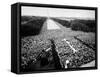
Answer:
21;16;46;37
52;18;96;33
21;36;54;71
55;38;95;68
21;35;95;71
76;36;96;50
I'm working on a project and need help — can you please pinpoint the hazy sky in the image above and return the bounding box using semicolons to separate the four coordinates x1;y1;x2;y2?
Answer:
22;6;95;19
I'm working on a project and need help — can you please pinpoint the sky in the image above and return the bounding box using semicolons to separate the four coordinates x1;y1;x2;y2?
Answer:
21;6;95;19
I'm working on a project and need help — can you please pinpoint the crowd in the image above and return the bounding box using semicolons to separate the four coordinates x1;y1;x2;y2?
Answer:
21;35;95;71
21;16;46;37
21;36;54;71
77;37;95;50
55;38;95;68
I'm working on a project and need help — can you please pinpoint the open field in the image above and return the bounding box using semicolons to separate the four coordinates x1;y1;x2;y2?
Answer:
21;16;96;72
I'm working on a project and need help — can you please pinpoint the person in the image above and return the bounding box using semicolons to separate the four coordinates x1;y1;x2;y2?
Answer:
65;60;69;68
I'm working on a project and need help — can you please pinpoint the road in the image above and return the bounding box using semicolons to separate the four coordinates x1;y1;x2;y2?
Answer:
46;19;61;30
